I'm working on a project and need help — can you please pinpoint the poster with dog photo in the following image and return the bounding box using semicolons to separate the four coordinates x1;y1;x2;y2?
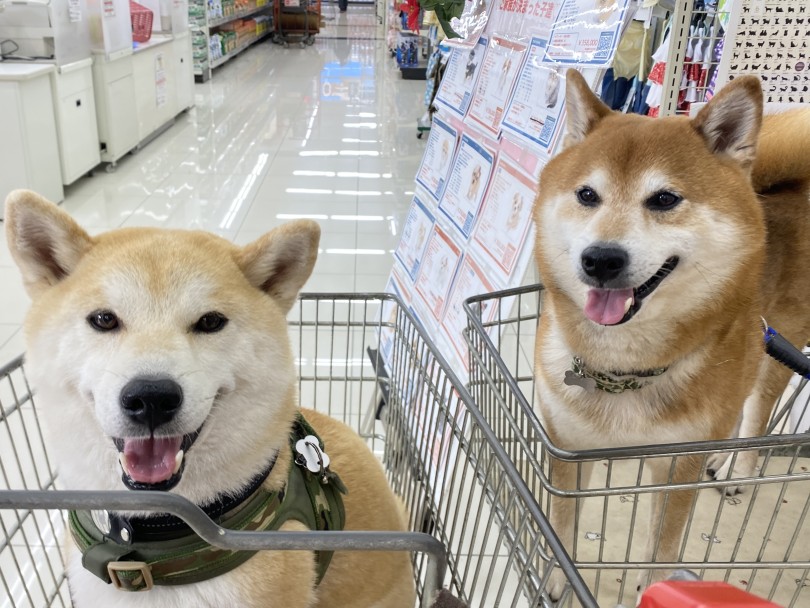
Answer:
438;134;495;239
414;226;463;322
378;268;410;369
416;117;458;202
394;196;435;280
501;38;567;152
543;0;630;66
435;37;488;118
473;158;537;276
440;254;499;371
467;36;528;137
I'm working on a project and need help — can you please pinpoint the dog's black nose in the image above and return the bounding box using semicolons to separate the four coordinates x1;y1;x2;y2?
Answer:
120;377;183;430
581;246;629;283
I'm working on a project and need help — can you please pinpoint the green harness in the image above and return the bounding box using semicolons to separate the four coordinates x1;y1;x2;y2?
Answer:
69;414;347;592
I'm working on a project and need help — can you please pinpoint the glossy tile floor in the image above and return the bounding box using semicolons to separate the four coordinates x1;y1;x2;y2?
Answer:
0;3;425;365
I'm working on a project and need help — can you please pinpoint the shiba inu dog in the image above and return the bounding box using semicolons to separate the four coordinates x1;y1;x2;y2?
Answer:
5;191;415;608
532;71;810;598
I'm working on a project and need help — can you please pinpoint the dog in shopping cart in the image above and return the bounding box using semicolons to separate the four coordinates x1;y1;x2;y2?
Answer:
532;70;810;599
4;191;415;607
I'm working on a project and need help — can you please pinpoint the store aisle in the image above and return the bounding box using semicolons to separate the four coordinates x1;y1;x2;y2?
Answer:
0;5;426;364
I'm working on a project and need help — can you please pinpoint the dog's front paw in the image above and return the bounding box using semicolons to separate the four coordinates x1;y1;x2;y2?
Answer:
708;451;758;496
634;569;669;606
546;569;568;603
705;452;728;477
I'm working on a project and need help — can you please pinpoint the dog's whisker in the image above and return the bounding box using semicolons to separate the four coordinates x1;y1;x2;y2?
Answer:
692;262;717;287
102;369;125;379
178;370;205;378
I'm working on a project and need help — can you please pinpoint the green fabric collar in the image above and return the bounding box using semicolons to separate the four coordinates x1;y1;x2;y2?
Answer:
564;356;668;394
69;413;347;592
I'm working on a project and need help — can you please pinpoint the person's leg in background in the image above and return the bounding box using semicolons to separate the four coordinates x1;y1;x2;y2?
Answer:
338;0;348;11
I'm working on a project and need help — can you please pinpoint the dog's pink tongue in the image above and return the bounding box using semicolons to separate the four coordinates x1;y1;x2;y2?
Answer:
123;437;182;484
584;288;634;326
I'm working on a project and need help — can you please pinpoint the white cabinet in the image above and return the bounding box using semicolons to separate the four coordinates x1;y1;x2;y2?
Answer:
92;32;193;169
132;35;178;142
0;64;64;217
92;49;140;166
51;59;102;185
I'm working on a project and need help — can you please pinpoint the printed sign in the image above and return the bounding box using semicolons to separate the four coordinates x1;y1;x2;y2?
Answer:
487;0;562;40
502;38;567;152
440;255;498;366
155;53;167;108
472;158;537;275
414;226;463;322
416;117;458;202
438;134;495;239
435;37;488;117
378;268;410;368
544;0;630;66
468;37;528;137
394;196;435;280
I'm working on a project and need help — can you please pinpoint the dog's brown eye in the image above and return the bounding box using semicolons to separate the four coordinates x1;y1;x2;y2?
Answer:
88;310;120;332
647;191;682;211
576;187;600;207
194;312;228;334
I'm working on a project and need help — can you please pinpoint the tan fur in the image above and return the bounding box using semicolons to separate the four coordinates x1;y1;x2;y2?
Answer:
533;71;810;599
4;190;415;608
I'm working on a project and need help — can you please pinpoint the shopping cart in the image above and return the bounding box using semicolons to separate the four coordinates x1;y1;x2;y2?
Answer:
463;284;810;607
272;0;319;47
0;293;598;608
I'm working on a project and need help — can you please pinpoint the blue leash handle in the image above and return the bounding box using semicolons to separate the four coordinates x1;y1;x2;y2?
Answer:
762;318;810;380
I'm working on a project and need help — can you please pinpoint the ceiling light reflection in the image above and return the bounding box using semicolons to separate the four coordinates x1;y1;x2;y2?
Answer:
325;248;386;255
293;170;336;177
277;213;329;220
330;215;384;221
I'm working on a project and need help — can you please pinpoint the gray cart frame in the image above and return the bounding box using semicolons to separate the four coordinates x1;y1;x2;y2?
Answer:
464;283;810;607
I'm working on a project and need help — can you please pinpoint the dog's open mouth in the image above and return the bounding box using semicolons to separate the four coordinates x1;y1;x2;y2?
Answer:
113;428;202;491
584;257;679;326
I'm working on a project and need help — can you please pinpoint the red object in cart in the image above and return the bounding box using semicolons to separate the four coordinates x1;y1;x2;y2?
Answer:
640;581;782;607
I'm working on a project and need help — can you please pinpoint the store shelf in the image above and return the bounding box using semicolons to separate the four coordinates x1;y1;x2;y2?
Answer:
208;3;271;28
190;0;273;82
210;30;272;69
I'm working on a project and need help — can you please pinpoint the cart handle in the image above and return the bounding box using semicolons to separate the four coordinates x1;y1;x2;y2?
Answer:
0;489;446;608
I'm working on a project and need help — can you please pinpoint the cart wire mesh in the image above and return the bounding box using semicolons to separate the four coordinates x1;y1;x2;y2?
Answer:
0;293;597;608
464;283;810;608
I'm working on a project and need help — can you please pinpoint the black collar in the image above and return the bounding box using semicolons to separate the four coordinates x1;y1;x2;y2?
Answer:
96;453;278;544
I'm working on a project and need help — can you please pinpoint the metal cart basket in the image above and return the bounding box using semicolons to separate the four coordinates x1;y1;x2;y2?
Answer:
0;293;598;608
464;284;810;608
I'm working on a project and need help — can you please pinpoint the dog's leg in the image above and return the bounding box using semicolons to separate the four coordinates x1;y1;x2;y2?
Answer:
711;356;792;494
636;455;701;602
547;458;594;601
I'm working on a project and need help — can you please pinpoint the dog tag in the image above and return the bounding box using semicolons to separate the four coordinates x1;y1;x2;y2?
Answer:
91;510;112;535
295;435;331;474
564;370;596;392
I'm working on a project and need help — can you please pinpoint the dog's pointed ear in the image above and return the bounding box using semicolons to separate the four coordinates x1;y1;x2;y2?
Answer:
563;69;611;147
5;190;94;297
238;220;321;313
692;76;763;170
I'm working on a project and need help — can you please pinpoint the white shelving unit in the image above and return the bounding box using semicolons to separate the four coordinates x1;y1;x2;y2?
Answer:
189;0;273;81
